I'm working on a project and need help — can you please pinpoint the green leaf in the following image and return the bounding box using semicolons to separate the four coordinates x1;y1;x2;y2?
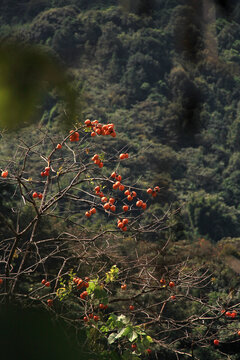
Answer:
108;314;117;322
108;333;118;344
117;315;129;325
94;287;108;304
87;279;99;294
100;325;109;333
128;331;138;342
146;335;153;343
115;326;132;339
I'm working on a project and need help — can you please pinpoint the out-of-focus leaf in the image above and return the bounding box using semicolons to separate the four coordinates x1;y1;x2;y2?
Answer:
0;42;79;130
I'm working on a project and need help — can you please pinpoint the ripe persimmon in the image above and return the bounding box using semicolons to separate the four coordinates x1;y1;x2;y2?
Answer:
1;170;8;178
95;185;100;193
103;203;110;210
47;299;53;307
92;154;99;161
142;202;147;210
85;119;91;126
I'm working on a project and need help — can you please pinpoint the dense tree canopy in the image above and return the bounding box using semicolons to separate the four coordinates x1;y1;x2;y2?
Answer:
1;0;240;359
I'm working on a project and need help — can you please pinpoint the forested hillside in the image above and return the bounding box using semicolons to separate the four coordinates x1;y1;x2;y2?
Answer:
1;0;240;243
1;1;240;359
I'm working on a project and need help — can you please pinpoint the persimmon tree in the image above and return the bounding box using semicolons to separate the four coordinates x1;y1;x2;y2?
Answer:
0;119;240;360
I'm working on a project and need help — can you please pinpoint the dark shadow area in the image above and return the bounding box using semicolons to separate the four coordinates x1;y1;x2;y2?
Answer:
0;304;92;360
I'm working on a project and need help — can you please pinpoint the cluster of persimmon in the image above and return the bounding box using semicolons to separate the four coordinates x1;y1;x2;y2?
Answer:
222;310;237;319
160;279;175;288
41;279;50;287
111;172;125;192
85;207;96;218
0;278;3;285
1;170;8;178
99;303;108;310
69;130;80;142
32;191;43;200
102;196;116;212
83;314;100;323
80;290;88;300
94;185;104;198
91;153;103;168
73;277;89;290
93;185;117;212
124;188;136;201
131;345;152;355
117;218;129;231
40;166;50;177
136;199;147;210
124;189;147;210
84;119;116;138
119;153;129;160
147;185;160;198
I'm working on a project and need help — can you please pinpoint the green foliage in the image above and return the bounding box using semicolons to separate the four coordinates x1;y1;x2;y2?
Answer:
105;265;119;283
2;1;240;358
56;269;76;301
186;191;240;241
0;42;79;129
